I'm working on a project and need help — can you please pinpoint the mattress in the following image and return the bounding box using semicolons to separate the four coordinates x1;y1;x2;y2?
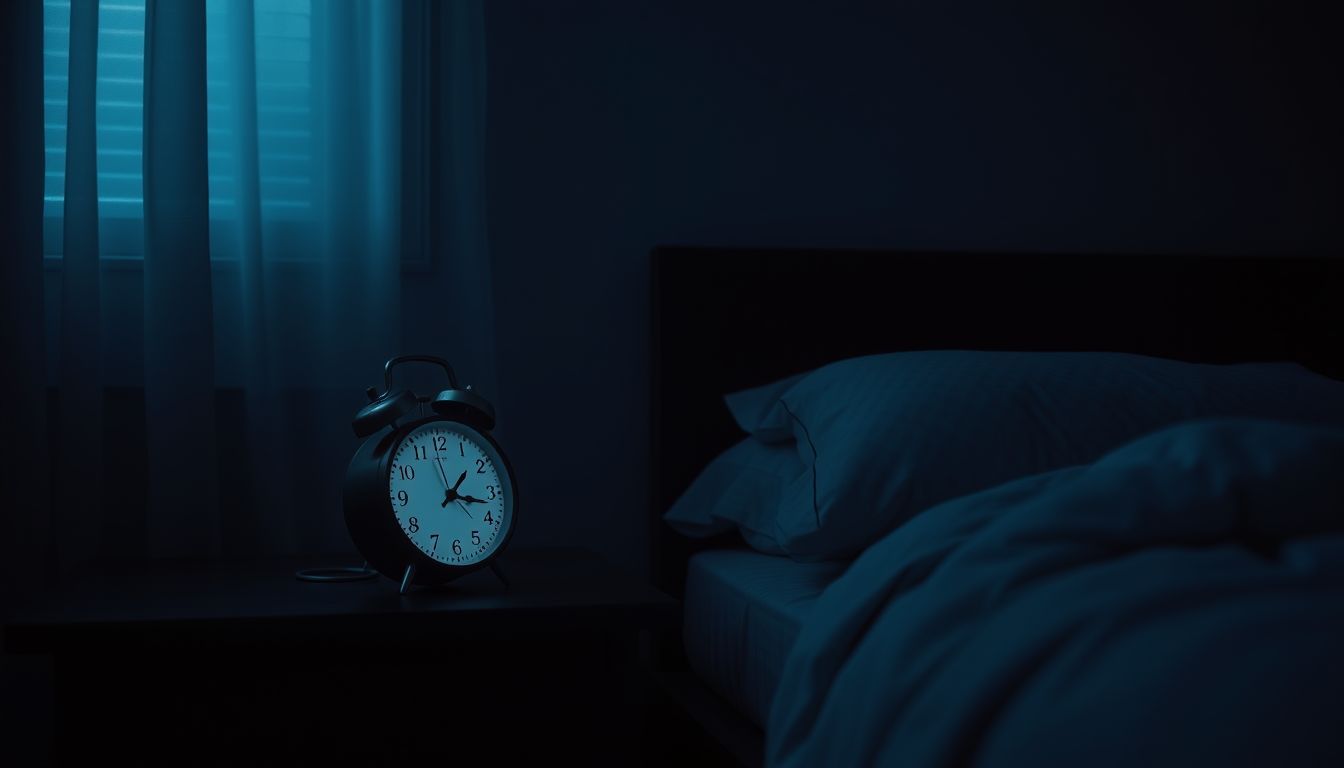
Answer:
683;548;846;728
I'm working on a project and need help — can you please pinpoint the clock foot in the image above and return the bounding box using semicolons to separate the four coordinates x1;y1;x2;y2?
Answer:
399;563;417;595
489;562;510;590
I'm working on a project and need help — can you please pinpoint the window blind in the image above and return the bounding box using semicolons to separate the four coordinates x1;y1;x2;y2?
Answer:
42;0;314;258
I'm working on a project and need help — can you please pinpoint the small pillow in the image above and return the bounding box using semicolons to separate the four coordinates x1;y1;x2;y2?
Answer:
663;437;805;554
719;351;1344;560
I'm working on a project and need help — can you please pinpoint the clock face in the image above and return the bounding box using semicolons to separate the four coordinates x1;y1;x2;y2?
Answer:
387;421;513;566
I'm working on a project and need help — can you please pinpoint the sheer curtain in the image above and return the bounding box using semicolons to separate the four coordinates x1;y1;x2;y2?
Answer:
203;0;405;555
5;0;492;573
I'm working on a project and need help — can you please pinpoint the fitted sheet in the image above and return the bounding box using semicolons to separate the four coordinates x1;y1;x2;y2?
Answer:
683;549;846;728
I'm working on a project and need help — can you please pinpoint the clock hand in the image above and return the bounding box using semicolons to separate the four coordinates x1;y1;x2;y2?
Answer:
433;462;468;506
459;495;488;504
455;500;474;519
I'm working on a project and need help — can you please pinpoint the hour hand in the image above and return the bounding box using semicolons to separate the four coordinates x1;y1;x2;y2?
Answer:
451;471;467;493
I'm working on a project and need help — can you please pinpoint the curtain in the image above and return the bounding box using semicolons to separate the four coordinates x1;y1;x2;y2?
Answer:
143;0;220;556
1;0;50;595
7;0;494;572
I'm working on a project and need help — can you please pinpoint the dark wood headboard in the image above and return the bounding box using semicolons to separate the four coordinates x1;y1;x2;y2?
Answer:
649;247;1344;595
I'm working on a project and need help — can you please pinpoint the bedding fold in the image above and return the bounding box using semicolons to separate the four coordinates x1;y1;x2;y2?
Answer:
767;419;1344;767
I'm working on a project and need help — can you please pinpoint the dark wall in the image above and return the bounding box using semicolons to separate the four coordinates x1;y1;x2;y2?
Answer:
484;0;1344;574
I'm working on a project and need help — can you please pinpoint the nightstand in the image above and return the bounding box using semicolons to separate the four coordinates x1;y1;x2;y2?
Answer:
4;547;678;763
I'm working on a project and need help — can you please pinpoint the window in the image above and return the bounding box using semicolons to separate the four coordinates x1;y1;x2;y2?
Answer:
42;0;314;259
43;0;146;257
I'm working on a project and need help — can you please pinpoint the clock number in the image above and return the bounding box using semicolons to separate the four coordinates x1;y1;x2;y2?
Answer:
413;445;428;461
397;490;409;506
484;511;494;525
486;485;496;500
429;534;439;552
471;530;481;546
398;465;415;480
476;458;486;474
452;539;462;555
408;516;419;533
434;435;447;451
459;441;465;457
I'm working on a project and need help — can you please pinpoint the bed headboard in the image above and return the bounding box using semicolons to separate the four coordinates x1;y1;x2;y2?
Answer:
648;247;1344;594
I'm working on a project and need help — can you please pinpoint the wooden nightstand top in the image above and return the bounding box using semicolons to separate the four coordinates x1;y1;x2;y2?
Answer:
4;547;679;653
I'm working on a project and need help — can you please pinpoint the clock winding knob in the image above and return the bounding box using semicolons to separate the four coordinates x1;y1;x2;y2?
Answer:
351;388;418;438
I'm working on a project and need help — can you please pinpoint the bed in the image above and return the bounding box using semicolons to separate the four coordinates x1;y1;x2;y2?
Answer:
648;247;1344;766
683;549;845;729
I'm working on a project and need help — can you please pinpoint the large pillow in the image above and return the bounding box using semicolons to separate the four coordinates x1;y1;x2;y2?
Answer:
668;351;1344;561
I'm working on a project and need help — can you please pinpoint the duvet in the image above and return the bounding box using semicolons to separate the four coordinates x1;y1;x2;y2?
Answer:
768;419;1344;767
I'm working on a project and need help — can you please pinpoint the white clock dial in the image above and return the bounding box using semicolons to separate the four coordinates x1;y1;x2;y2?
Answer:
387;421;512;566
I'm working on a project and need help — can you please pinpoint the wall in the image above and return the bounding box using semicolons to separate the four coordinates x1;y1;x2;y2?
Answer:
484;0;1343;575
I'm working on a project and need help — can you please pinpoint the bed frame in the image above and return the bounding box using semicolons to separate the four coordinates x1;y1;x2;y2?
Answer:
648;246;1343;764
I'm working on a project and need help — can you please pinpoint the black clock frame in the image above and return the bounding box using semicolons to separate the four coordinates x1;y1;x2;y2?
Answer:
344;414;519;589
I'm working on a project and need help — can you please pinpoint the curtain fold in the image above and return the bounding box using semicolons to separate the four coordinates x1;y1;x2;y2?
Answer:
58;0;103;570
434;0;498;414
143;0;221;557
311;0;402;384
219;0;295;554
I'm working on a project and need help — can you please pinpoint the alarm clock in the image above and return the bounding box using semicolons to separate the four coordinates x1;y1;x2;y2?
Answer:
343;355;517;594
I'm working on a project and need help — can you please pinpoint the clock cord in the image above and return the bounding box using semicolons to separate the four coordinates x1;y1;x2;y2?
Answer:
295;562;379;582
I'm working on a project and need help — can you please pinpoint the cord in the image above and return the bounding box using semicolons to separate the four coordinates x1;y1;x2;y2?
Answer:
295;565;379;583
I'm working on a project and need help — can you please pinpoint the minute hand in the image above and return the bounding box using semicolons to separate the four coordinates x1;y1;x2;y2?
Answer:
459;495;489;504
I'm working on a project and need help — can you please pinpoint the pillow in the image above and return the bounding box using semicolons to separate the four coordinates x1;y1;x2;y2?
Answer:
663;437;802;555
673;351;1344;561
